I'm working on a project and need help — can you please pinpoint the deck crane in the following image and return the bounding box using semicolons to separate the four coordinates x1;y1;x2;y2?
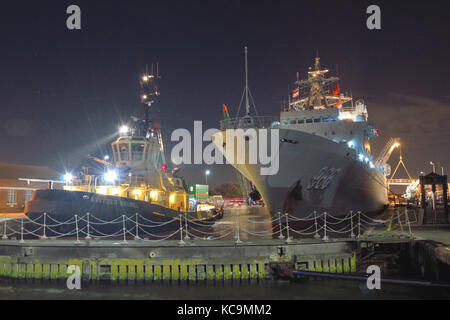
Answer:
375;137;401;174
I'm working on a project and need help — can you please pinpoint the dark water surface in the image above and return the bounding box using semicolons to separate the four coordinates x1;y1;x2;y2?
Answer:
0;279;448;300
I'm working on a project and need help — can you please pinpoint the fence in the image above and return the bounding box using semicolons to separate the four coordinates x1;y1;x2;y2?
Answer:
0;209;414;245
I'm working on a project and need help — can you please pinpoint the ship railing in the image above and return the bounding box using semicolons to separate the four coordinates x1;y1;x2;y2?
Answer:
0;208;415;244
220;116;280;130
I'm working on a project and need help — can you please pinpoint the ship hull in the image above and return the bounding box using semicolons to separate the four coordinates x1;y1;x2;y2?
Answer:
214;128;388;218
24;189;221;238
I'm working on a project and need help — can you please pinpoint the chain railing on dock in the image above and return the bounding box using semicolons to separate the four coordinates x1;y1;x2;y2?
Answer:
0;208;414;244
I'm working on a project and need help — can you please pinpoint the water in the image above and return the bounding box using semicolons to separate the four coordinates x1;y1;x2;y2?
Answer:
0;279;448;300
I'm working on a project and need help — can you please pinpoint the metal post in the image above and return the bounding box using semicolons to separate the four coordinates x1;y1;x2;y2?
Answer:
235;211;242;244
2;215;8;240
397;208;404;234
350;211;355;238
75;215;81;245
178;214;185;245
42;212;48;240
285;212;292;243
121;215;128;245
357;211;361;239
405;209;413;238
313;211;320;239
20;218;24;244
85;212;92;240
322;212;329;241
278;212;285;240
184;213;191;240
134;213;141;240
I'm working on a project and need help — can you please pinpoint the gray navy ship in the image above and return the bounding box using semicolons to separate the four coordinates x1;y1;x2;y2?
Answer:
213;56;391;218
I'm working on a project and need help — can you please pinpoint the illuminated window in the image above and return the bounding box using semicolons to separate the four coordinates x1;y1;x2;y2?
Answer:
25;189;33;202
132;143;145;161
119;143;130;161
7;189;16;205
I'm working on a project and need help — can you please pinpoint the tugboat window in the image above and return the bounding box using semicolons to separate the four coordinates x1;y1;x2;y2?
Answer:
119;143;130;161
132;143;145;161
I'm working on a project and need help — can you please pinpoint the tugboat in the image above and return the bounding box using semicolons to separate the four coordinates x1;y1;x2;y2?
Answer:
25;67;222;237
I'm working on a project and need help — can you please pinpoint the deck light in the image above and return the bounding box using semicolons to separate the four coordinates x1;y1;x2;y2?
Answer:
104;170;117;182
64;173;73;183
119;125;129;135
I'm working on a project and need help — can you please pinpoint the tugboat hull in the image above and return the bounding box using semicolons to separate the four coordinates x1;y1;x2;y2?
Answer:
24;189;221;238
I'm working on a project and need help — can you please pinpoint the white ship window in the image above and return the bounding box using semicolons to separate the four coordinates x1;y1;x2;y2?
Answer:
132;143;145;161
298;119;305;124
350;131;353;135
313;118;321;123
306;119;313;124
332;131;335;135
282;120;289;125
289;120;296;124
25;189;33;202
119;143;130;161
324;132;328;136
7;189;16;205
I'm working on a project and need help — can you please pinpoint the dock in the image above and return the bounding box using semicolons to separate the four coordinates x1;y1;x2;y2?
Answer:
0;207;449;284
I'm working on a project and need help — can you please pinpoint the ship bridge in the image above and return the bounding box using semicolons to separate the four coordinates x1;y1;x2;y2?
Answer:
111;131;165;172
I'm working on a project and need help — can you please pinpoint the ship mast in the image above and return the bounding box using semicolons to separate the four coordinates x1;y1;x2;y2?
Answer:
140;63;161;137
244;47;250;116
293;56;340;110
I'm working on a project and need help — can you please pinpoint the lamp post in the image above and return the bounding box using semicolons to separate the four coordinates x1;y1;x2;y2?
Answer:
205;170;211;185
430;161;436;173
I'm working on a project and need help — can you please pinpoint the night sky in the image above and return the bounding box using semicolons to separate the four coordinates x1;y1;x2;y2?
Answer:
0;0;448;188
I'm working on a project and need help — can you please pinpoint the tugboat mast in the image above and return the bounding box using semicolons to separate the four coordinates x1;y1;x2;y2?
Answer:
140;63;161;137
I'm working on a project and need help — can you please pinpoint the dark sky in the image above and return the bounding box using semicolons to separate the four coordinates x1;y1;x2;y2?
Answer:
0;0;448;187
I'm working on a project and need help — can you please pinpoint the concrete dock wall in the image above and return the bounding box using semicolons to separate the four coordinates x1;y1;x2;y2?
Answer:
0;239;357;283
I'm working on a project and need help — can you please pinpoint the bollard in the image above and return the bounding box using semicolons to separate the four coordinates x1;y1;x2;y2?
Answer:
178;214;185;245
2;215;7;240
184;213;191;240
285;212;292;243
85;212;92;240
20;218;24;244
313;211;320;239
134;213;141;240
121;215;128;245
278;212;285;240
350;210;355;238
75;215;81;245
235;212;242;244
42;212;48;240
322;212;329;241
357;211;361;239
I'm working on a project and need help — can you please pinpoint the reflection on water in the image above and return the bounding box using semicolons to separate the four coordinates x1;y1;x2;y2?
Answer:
0;279;448;300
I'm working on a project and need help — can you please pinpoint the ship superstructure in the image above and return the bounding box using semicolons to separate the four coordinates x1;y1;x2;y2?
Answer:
213;56;389;217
